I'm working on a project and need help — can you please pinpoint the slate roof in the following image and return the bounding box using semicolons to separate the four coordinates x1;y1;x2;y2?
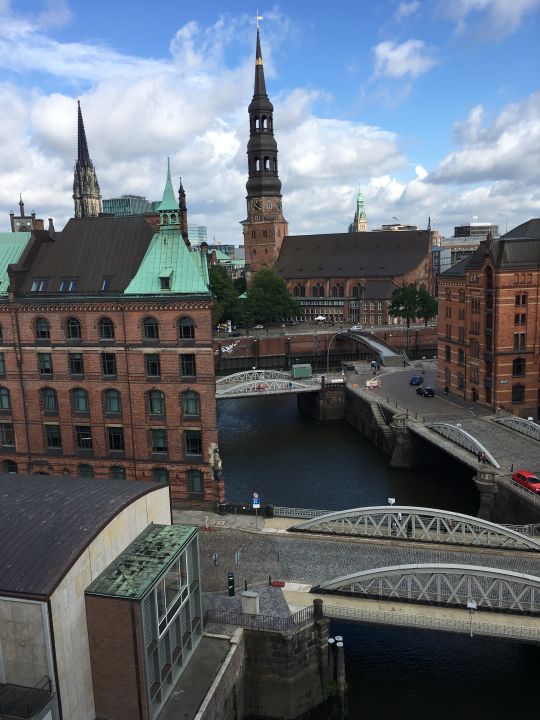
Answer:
501;218;540;240
0;231;31;296
0;473;167;598
275;230;430;279
440;255;472;278
11;216;155;295
362;279;400;300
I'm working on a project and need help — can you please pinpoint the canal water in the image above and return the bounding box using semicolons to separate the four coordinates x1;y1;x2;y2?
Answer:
218;396;539;718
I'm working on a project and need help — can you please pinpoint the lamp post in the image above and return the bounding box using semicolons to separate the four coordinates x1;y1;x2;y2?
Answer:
388;497;396;507
467;598;477;637
326;332;343;374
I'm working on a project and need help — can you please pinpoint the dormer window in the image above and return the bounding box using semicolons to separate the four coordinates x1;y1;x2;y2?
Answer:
59;278;77;292
159;274;172;290
31;278;48;292
101;277;111;291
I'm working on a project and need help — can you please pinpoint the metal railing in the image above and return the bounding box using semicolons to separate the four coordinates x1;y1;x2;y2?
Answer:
205;605;313;632
273;506;331;519
322;603;540;642
495;415;540;442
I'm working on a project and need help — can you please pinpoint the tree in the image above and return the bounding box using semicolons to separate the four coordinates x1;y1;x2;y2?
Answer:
233;276;246;294
209;265;243;325
245;268;300;325
388;285;420;349
417;286;437;327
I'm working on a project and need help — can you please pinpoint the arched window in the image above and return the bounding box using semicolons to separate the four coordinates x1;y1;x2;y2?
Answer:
179;316;195;340
0;387;10;410
255;116;260;130
261;115;267;129
187;469;204;495
182;390;200;417
110;465;125;480
255;158;260;172
104;389;121;414
263;156;270;171
331;284;344;298
312;284;324;298
352;284;363;298
35;317;50;339
512;357;526;376
78;464;94;478
512;384;525;403
152;467;169;483
72;388;89;413
2;460;17;473
66;317;81;340
143;316;159;340
99;317;115;340
148;390;165;416
41;387;58;412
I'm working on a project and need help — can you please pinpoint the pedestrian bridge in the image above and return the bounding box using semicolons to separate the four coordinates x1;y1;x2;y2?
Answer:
347;330;405;367
215;370;322;398
288;506;540;550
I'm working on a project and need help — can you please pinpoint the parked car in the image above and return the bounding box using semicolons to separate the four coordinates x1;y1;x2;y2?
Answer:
512;470;540;495
416;386;435;397
350;325;363;332
227;331;242;337
252;324;264;330
409;375;424;386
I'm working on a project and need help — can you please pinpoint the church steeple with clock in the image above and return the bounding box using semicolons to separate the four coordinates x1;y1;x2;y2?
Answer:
241;24;288;279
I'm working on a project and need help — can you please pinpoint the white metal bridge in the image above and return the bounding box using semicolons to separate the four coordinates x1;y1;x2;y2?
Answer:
215;370;322;398
289;506;540;550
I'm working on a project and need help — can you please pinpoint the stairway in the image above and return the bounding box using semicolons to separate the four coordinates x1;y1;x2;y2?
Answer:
371;402;396;449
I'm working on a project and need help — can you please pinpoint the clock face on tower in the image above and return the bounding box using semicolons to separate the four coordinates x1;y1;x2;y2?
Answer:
251;199;262;212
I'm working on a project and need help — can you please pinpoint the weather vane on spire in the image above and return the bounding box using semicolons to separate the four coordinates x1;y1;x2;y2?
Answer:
255;10;263;28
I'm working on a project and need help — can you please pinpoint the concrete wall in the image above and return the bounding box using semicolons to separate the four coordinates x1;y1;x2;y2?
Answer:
195;631;245;720
0;598;50;686
49;486;170;720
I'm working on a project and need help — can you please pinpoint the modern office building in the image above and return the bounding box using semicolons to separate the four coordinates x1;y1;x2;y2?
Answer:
188;225;208;245
102;195;159;216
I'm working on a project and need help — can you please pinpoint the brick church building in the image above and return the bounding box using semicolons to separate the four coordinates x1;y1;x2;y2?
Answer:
0;106;223;507
241;29;434;320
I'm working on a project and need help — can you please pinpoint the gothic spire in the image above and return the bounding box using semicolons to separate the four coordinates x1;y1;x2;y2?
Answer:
73;101;102;218
254;28;267;96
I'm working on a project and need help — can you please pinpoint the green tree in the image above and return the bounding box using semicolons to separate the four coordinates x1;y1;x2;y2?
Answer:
417;286;437;327
233;276;246;294
245;269;300;325
209;265;242;325
388;285;419;349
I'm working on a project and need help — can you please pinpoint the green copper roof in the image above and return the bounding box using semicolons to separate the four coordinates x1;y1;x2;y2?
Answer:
156;158;178;212
0;232;31;296
124;224;210;295
85;524;197;600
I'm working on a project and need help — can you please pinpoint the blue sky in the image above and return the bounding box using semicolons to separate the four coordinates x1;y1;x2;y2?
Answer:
0;0;539;242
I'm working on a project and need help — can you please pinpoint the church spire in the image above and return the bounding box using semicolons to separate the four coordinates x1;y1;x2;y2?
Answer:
349;188;368;232
254;28;267;96
73;101;102;218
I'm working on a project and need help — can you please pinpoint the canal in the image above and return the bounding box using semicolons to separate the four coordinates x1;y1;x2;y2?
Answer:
217;395;539;718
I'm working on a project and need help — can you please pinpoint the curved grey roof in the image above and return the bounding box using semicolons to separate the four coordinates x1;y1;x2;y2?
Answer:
0;473;167;598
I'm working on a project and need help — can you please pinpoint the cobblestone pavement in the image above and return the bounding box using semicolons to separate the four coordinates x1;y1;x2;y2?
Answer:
198;528;540;594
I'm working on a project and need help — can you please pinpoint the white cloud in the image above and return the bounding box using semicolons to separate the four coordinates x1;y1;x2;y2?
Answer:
440;0;540;36
373;39;437;79
395;1;421;20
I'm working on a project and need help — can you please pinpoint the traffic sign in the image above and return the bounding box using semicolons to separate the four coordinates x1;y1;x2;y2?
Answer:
253;492;260;509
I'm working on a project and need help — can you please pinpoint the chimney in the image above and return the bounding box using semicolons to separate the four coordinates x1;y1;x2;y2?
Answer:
48;218;55;240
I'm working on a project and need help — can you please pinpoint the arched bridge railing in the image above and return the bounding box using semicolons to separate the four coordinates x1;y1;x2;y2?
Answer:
313;564;540;615
495;415;540;442
216;370;321;397
423;422;500;468
290;506;540;550
217;370;292;386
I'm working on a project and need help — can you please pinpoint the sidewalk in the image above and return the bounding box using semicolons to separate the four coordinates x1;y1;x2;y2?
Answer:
172;508;297;533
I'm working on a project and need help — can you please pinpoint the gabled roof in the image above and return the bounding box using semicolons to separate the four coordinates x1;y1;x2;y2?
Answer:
0;231;31;296
500;219;540;240
275;230;430;279
440;255;472;278
0;473;167;598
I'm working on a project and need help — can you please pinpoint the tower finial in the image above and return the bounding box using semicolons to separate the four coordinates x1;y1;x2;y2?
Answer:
255;9;263;29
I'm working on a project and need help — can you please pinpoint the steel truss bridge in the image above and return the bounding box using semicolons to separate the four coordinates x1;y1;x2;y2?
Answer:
215;370;322;398
313;564;540;615
290;506;540;550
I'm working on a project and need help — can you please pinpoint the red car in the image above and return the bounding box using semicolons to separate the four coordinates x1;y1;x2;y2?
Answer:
512;470;540;494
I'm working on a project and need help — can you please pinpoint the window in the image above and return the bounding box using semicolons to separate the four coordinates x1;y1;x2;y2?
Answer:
68;353;84;376
0;353;5;377
515;313;526;325
108;427;125;452
471;339;480;359
184;429;202;456
2;459;17;472
99;317;115;339
145;354;161;377
104;389;121;414
41;387;58;413
148;390;165;415
267;200;273;210
182;390;200;417
445;324;451;340
59;278;77;292
457;373;464;389
72;388;89;413
0;387;10;411
102;353;117;377
187;469;203;495
512;358;526;376
151;428;168;454
35;318;50;339
470;366;479;384
38;353;53;375
471;297;480;314
445;345;451;362
0;422;15;447
445;306;452;318
75;425;92;450
179;316;195;340
515;294;527;306
66;317;81;340
444;367;450;386
159;276;171;290
180;354;196;378
457;349;465;366
514;333;526;351
109;465;125;480
143;317;159;340
78;464;94;478
471;320;480;335
45;424;62;449
31;278;48;292
458;327;465;343
101;277;111;291
512;384;525;403
152;467;169;483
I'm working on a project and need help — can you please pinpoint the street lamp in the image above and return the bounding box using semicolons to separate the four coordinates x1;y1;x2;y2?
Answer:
467;598;477;637
326;332;343;374
388;497;396;507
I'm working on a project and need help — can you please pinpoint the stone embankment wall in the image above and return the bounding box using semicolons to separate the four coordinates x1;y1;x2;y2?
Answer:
195;630;245;720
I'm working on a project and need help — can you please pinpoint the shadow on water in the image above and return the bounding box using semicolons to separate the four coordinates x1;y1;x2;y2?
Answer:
218;395;479;514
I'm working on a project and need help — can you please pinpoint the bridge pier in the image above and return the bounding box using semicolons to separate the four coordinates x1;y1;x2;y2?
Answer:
390;416;413;469
474;469;498;522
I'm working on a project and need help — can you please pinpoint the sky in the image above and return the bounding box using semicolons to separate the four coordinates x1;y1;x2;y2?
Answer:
0;0;539;244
